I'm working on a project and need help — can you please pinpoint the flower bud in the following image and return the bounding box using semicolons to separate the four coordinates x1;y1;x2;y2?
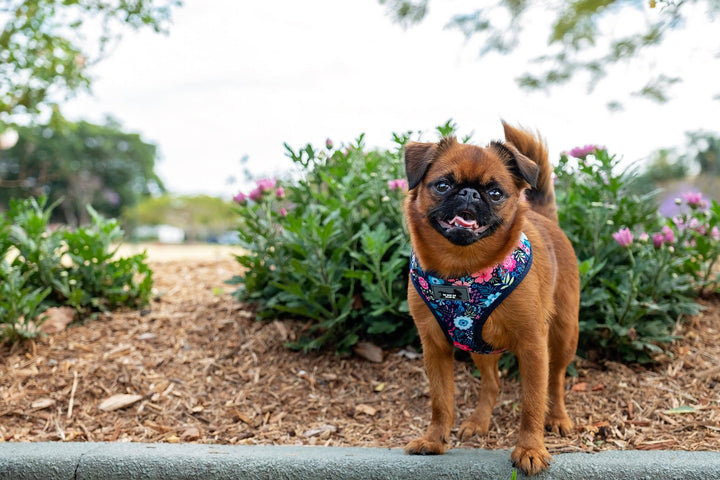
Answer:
612;227;633;247
233;192;247;204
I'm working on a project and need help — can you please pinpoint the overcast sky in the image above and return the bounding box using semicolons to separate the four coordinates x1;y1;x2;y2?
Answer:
62;0;719;198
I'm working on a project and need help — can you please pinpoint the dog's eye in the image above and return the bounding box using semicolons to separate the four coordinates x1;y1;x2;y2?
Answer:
487;188;504;202
434;182;451;194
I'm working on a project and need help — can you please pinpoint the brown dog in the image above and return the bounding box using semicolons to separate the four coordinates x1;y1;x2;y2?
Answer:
402;122;579;475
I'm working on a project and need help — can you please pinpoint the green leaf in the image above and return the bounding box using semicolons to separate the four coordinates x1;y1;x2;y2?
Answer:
664;406;696;415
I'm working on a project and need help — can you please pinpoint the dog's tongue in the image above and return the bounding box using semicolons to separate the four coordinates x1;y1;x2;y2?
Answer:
451;215;478;229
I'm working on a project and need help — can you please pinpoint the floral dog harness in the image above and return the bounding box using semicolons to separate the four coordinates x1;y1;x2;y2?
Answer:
410;233;533;354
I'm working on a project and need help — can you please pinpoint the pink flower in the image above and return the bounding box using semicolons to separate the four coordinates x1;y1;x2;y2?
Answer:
418;277;428;290
612;227;633;247
502;256;517;271
653;233;664;248
387;179;408;191
568;144;603;159
279;207;287;217
326;138;334;150
233;192;247;204
256;178;277;193
638;232;649;242
712;226;720;241
662;225;675;244
275;187;285;199
687;218;709;236
473;268;494;283
653;226;675;248
248;188;263;201
681;191;703;209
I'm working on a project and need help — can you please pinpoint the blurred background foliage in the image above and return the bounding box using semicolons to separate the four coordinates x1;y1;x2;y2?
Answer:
380;0;720;108
633;130;720;208
122;194;238;242
1;0;180;126
0;111;162;225
0;0;190;238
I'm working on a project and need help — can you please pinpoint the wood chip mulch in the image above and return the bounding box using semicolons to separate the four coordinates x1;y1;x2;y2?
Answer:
1;258;719;452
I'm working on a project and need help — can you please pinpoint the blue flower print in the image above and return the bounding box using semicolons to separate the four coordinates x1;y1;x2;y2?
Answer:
483;292;501;307
454;316;473;330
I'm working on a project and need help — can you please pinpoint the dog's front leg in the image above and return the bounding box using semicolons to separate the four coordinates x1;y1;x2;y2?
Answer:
511;341;552;475
405;332;454;455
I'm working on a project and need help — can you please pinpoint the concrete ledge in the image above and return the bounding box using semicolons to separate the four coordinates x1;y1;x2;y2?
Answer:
1;443;719;480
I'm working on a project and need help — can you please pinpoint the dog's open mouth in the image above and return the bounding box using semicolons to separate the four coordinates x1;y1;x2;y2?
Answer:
438;213;489;234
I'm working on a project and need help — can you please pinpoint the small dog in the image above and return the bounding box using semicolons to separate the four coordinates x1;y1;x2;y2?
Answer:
402;122;579;475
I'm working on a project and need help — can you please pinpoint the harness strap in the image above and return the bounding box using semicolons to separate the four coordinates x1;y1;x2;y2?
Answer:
409;233;533;355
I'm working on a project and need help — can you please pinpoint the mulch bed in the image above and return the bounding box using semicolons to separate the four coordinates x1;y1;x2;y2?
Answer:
2;258;719;452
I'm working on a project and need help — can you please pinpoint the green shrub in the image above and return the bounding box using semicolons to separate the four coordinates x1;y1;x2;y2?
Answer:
60;205;153;312
0;197;153;342
231;126;720;363
557;147;718;363
671;194;720;296
0;265;51;341
229;134;415;352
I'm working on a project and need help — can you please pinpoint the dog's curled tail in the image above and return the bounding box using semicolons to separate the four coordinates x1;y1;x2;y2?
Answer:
502;121;558;222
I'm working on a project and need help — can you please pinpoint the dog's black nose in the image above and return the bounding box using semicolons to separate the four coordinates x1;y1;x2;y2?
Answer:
458;187;480;201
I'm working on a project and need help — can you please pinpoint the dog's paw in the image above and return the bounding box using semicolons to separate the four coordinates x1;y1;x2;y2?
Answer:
457;418;490;441
405;437;447;455
511;445;552;476
545;415;574;436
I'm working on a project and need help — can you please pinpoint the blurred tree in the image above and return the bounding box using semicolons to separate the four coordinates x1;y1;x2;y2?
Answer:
0;111;163;225
632;130;720;199
0;0;181;126
631;147;686;196
644;148;687;182
686;131;720;177
379;0;720;107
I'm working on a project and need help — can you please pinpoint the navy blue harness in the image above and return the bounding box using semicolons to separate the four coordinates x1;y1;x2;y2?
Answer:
409;233;533;354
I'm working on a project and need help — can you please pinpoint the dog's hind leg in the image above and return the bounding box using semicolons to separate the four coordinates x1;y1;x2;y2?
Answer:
458;352;501;441
545;294;579;436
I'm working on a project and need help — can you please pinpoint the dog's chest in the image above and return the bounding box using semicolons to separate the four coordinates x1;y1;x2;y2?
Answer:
409;233;533;354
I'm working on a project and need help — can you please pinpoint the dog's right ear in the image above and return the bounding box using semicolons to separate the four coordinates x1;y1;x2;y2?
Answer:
404;142;437;191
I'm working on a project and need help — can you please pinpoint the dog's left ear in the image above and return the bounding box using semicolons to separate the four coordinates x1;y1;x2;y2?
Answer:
490;141;539;189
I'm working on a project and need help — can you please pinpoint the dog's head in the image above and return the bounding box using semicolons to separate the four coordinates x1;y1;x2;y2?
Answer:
404;137;538;248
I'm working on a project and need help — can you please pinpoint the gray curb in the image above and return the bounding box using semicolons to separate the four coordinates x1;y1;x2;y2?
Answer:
1;443;719;480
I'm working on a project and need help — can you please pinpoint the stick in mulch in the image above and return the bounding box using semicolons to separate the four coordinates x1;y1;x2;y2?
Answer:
67;371;79;420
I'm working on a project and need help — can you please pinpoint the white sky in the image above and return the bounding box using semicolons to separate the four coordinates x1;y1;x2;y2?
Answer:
62;0;720;198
